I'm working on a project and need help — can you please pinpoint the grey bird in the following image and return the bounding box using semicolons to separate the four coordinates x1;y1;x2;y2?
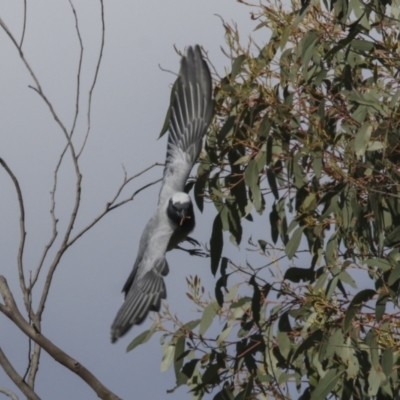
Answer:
111;45;213;343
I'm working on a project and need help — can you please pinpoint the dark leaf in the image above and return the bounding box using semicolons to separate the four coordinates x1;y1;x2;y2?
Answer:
210;214;223;276
267;168;279;199
202;363;220;384
249;275;261;324
343;289;376;333
269;203;279;244
292;329;323;362
284;267;315;283
213;384;234;400
182;359;199;378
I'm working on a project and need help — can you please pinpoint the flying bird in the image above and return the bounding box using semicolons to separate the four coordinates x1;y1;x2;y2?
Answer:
111;45;213;343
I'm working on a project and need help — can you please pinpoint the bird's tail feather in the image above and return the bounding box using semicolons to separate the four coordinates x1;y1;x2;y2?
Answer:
111;258;168;343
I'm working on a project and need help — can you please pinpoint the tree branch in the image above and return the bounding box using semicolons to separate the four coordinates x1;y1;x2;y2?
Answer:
0;387;19;400
0;159;29;311
0;276;121;400
0;347;40;400
77;0;105;158
67;163;162;247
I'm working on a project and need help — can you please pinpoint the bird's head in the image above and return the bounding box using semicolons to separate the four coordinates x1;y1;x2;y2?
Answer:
167;192;195;231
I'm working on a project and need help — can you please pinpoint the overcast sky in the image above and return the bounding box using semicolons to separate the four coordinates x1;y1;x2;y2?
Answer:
0;1;267;399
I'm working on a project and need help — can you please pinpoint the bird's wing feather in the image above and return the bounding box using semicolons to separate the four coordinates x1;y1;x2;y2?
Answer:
158;45;213;204
111;258;169;342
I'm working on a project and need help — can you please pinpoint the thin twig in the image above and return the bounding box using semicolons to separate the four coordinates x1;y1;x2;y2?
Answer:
27;343;41;389
0;347;40;400
19;0;27;48
68;0;84;138
67;164;162;247
0;386;19;400
0;276;120;400
0;159;29;310
77;0;105;158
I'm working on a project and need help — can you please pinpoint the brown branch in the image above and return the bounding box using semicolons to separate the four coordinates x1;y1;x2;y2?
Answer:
0;347;40;400
0;276;121;400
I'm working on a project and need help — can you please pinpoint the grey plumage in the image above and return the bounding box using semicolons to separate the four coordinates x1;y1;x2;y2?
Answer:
111;45;213;343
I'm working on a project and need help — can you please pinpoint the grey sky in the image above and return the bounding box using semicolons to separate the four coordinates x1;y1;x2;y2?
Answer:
0;1;263;399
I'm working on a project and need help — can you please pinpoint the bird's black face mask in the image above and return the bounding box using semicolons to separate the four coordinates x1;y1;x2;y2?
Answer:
167;197;195;231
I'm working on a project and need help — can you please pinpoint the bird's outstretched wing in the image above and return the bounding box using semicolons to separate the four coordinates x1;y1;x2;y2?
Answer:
158;45;213;205
110;46;213;343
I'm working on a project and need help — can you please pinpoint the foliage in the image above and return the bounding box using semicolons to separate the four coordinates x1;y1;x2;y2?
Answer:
129;0;400;399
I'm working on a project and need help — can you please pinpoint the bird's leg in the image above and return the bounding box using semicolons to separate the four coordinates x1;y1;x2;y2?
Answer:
176;245;209;258
185;236;200;246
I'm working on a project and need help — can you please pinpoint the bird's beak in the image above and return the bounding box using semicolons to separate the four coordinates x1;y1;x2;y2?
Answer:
179;210;191;226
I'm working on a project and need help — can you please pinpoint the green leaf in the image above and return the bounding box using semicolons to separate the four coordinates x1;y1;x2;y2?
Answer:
210;214;223;276
376;293;388;322
277;331;291;358
161;342;176;372
382;347;393;378
343;289;376;333
368;369;382;396
366;329;381;373
199;302;220;336
174;335;187;387
310;369;342;400
365;258;392;272
338;270;357;288
218;115;236;145
231;54;246;79
354;122;373;158
385;225;400;247
388;262;400;286
126;324;156;352
244;159;258;189
351;39;374;52
285;226;304;260
259;115;271;139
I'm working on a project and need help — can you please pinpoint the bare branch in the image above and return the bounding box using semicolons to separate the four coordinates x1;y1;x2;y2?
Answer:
0;386;19;400
20;0;27;48
68;163;163;247
68;0;84;138
0;159;29;310
27;342;41;390
77;0;105;158
0;347;40;400
0;17;84;315
0;277;121;400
